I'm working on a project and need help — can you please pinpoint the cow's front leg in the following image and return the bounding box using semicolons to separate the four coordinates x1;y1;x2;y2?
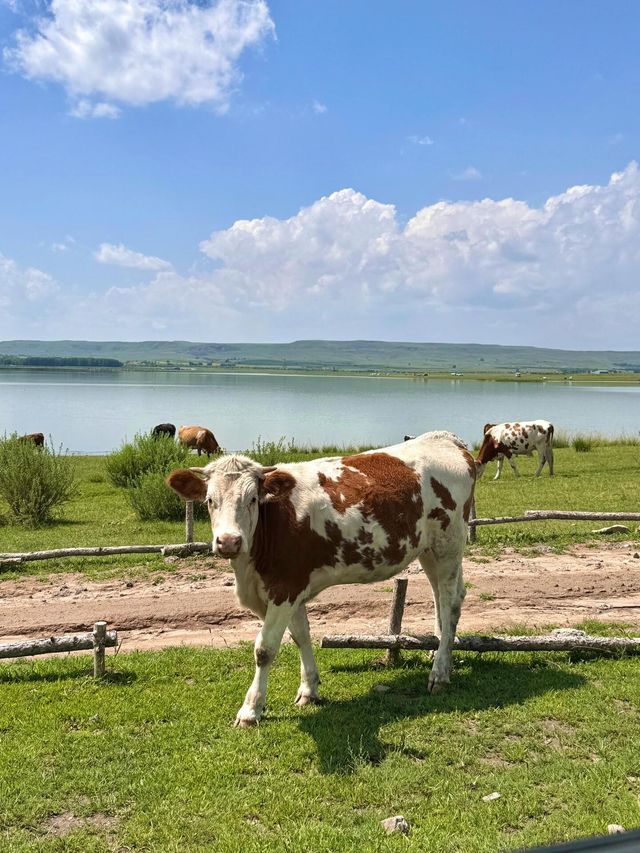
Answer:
235;601;294;728
288;605;321;706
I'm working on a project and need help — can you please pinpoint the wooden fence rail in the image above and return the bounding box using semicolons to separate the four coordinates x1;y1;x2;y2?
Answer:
0;541;211;567
1;507;637;568
321;630;640;654
470;510;640;527
0;621;117;677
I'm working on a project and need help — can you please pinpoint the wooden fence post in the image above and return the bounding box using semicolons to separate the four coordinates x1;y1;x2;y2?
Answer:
185;501;194;543
93;621;107;678
468;497;477;544
385;577;408;667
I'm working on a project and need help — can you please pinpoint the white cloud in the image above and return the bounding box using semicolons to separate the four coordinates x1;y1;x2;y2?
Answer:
5;0;275;115
407;134;434;146
452;166;482;181
312;100;327;114
50;234;75;253
0;253;60;334
4;165;640;348
69;99;121;119
95;243;172;271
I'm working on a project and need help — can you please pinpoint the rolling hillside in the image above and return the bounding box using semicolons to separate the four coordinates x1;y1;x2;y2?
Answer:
1;339;639;373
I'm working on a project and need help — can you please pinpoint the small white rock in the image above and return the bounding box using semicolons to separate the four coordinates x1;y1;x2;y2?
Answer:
608;824;625;834
381;815;410;835
374;684;391;693
482;791;501;802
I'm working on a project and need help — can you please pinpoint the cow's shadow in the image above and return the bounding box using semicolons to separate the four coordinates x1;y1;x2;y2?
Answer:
295;654;586;774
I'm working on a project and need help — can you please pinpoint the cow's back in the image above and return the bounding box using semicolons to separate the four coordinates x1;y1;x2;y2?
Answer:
249;432;475;604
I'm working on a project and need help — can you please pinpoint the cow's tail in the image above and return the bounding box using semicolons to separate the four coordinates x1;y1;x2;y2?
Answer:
548;424;554;446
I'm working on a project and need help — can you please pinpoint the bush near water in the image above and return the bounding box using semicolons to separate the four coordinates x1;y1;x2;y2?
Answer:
0;434;77;527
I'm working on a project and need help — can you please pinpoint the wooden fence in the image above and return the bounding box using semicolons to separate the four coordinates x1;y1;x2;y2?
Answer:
0;621;117;677
321;578;640;658
2;504;637;567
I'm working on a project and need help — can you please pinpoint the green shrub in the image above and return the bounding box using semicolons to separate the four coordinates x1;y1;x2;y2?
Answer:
0;435;77;527
573;436;593;453
128;472;208;522
106;433;192;488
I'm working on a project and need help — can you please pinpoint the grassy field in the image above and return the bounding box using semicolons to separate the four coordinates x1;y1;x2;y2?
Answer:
1;443;639;851
1;642;640;852
0;442;639;578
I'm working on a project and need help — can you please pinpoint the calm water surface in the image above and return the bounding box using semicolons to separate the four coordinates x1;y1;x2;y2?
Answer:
1;370;639;453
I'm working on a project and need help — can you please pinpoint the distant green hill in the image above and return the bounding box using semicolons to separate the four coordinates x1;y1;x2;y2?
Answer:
0;339;639;373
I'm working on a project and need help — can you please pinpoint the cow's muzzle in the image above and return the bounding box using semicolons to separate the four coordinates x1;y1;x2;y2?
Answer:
215;534;243;558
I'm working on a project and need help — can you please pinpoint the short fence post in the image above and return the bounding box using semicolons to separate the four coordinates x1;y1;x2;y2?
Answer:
385;577;408;667
185;501;194;544
92;621;107;678
468;497;477;544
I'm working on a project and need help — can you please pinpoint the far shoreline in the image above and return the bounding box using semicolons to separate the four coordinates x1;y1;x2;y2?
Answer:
1;363;640;386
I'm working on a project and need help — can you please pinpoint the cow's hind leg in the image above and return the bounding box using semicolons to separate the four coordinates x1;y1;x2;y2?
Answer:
418;552;442;638
546;445;554;476
507;456;520;477
534;448;547;476
426;553;465;693
235;601;295;728
288;605;321;706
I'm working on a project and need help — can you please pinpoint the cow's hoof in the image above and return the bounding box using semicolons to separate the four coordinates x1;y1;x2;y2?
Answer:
427;675;449;694
234;716;258;728
234;710;259;728
295;690;321;707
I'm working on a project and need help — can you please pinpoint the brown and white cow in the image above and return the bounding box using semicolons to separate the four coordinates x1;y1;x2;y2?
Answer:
476;420;554;480
167;431;476;727
178;425;220;456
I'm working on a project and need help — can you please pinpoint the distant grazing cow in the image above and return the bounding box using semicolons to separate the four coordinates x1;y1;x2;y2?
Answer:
152;423;176;439
167;431;476;727
476;420;555;480
20;432;44;447
178;425;220;456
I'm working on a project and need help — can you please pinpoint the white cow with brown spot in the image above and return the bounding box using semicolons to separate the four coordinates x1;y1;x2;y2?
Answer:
167;432;476;727
475;420;555;480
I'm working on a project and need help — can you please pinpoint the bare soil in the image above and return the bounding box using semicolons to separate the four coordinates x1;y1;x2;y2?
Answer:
1;542;640;653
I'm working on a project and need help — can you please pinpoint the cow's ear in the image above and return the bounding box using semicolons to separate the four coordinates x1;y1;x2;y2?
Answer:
259;470;296;503
483;423;495;434
166;469;208;502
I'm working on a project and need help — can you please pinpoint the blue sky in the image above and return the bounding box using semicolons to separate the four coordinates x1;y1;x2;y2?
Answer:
1;1;640;348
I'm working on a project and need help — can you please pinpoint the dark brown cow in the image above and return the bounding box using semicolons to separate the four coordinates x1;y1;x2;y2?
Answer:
178;425;220;456
476;420;555;479
167;431;475;727
152;423;176;438
20;432;45;447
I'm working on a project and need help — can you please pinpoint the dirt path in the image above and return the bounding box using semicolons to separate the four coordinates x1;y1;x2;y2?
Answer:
1;542;640;652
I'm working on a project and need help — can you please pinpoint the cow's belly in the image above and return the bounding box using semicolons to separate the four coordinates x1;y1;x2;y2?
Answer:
305;554;415;600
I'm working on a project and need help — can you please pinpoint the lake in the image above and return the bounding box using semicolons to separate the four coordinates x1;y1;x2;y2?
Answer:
1;369;639;453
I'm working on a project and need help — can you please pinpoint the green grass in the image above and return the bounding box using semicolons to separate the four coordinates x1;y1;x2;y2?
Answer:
0;645;639;851
472;443;640;552
0;443;639;577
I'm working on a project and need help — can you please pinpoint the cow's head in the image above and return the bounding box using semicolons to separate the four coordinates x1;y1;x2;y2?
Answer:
167;455;295;558
475;433;511;479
